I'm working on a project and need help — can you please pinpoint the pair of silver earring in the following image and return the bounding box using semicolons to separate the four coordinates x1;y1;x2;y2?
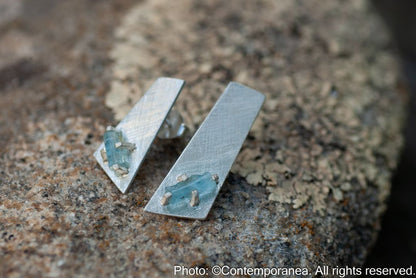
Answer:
94;77;264;219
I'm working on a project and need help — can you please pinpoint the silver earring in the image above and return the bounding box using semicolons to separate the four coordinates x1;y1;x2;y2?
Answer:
94;77;186;193
145;82;265;219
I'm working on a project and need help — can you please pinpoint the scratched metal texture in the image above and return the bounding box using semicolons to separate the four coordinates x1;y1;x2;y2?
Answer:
145;82;265;219
94;77;185;193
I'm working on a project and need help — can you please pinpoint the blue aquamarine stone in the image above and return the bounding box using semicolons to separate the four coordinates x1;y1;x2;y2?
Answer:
103;129;131;170
165;173;218;213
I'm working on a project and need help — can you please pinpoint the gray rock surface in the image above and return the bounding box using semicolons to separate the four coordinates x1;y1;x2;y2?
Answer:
0;0;405;277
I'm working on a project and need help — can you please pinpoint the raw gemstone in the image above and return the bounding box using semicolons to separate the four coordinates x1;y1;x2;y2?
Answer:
103;128;133;174
163;173;218;213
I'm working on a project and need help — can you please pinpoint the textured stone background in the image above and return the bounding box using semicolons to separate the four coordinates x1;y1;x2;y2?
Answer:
0;0;406;277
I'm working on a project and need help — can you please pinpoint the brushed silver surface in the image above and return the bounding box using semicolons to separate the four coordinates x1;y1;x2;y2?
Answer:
145;82;265;219
94;77;185;193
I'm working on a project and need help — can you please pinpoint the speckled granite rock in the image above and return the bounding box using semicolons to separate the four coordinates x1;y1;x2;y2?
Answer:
0;0;405;277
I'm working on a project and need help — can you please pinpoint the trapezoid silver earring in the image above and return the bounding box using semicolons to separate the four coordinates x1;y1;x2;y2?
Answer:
145;82;265;219
94;77;187;194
